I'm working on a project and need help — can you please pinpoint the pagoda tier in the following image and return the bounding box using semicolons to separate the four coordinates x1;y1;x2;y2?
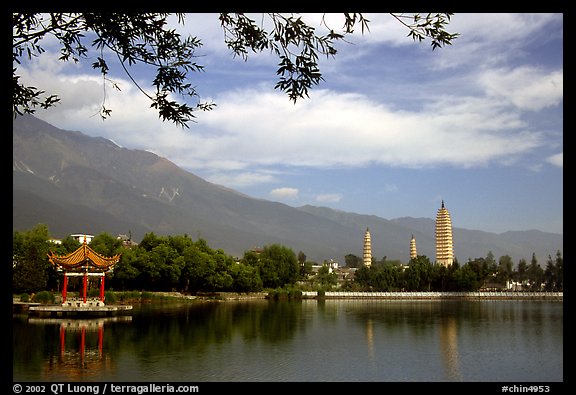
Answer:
48;241;120;272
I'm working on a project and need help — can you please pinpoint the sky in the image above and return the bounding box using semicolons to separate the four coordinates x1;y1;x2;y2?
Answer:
16;13;563;235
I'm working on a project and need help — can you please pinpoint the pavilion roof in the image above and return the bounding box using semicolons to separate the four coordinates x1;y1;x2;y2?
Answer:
48;241;121;272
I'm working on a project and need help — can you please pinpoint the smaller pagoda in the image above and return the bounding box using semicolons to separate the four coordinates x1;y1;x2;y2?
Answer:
48;238;121;307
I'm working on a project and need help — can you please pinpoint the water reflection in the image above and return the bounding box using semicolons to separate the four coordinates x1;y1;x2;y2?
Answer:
24;316;131;381
366;318;374;362
13;300;563;382
439;315;462;381
359;307;461;380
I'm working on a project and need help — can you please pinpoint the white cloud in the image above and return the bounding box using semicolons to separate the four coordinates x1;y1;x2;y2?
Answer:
479;67;563;111
270;187;299;200
19;14;559;181
384;184;398;193
31;76;547;175
546;152;563;168
430;13;562;70
450;13;561;43
14;12;562;235
316;193;343;203
198;87;543;170
206;171;277;187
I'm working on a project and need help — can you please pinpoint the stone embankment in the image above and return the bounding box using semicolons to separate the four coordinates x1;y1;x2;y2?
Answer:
156;292;269;300
302;291;563;300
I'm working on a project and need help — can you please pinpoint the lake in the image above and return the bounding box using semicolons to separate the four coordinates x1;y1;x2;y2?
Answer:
13;299;563;382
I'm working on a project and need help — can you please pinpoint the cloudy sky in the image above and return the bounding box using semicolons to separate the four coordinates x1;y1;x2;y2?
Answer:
17;13;563;235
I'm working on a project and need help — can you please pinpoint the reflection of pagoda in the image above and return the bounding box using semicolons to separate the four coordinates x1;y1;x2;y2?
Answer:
47;237;120;306
439;315;462;381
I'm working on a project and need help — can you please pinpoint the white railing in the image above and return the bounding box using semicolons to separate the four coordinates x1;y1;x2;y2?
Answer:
300;291;562;299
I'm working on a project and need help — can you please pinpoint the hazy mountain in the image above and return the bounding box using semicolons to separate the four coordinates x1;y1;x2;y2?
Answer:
13;115;562;264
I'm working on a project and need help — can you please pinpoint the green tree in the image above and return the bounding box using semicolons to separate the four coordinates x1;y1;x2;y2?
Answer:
180;244;214;292
467;257;491;288
496;255;513;285
12;224;53;293
90;232;123;257
513;258;529;290
527;253;544;291
297;251;306;265
167;234;195;255
315;265;338;290
370;262;400;291
353;265;371;290
485;251;497;274
403;255;432;291
544;251;563;291
554;250;563;291
452;263;481;291
258;244;299;288
138;232;162;252
430;264;449;292
344;253;362;268
300;261;314;280
230;262;263;292
150;243;184;290
110;246;141;290
13;13;457;127
58;235;81;253
240;250;261;267
205;249;235;291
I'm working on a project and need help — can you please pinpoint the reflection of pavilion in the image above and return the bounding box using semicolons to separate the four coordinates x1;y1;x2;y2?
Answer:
29;317;131;380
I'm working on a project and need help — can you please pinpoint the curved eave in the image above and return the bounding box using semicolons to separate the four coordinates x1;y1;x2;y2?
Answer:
48;244;121;272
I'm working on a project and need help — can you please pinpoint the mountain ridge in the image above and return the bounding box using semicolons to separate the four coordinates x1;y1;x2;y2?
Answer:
13;115;562;264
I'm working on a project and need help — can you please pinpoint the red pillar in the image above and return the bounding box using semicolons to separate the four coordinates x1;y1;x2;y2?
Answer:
100;275;105;302
62;274;68;304
83;272;88;304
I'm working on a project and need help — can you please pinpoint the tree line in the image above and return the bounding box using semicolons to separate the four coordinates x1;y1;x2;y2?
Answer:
345;252;562;292
12;224;562;295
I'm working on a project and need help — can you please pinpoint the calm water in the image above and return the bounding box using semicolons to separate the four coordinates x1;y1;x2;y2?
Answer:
13;299;563;382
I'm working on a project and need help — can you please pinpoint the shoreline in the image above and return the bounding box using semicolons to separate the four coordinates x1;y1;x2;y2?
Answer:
14;291;563;309
303;291;563;300
132;290;564;301
163;291;563;301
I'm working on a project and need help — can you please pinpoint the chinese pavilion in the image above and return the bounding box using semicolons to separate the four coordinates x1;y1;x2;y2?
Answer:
48;238;121;306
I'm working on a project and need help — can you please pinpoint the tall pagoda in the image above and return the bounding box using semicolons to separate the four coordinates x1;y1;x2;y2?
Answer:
48;238;121;306
410;234;417;260
363;228;372;268
435;200;454;267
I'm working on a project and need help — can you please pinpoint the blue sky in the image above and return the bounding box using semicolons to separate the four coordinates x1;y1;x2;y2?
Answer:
18;13;563;235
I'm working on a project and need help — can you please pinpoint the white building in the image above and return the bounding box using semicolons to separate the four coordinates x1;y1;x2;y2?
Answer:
70;233;95;244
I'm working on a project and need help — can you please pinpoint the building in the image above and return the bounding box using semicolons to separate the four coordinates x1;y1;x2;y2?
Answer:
117;234;138;248
435;200;454;267
410;234;417;260
363;228;372;267
70;233;94;244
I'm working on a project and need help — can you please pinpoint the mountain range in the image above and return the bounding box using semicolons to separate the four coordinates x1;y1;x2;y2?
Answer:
13;115;562;265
